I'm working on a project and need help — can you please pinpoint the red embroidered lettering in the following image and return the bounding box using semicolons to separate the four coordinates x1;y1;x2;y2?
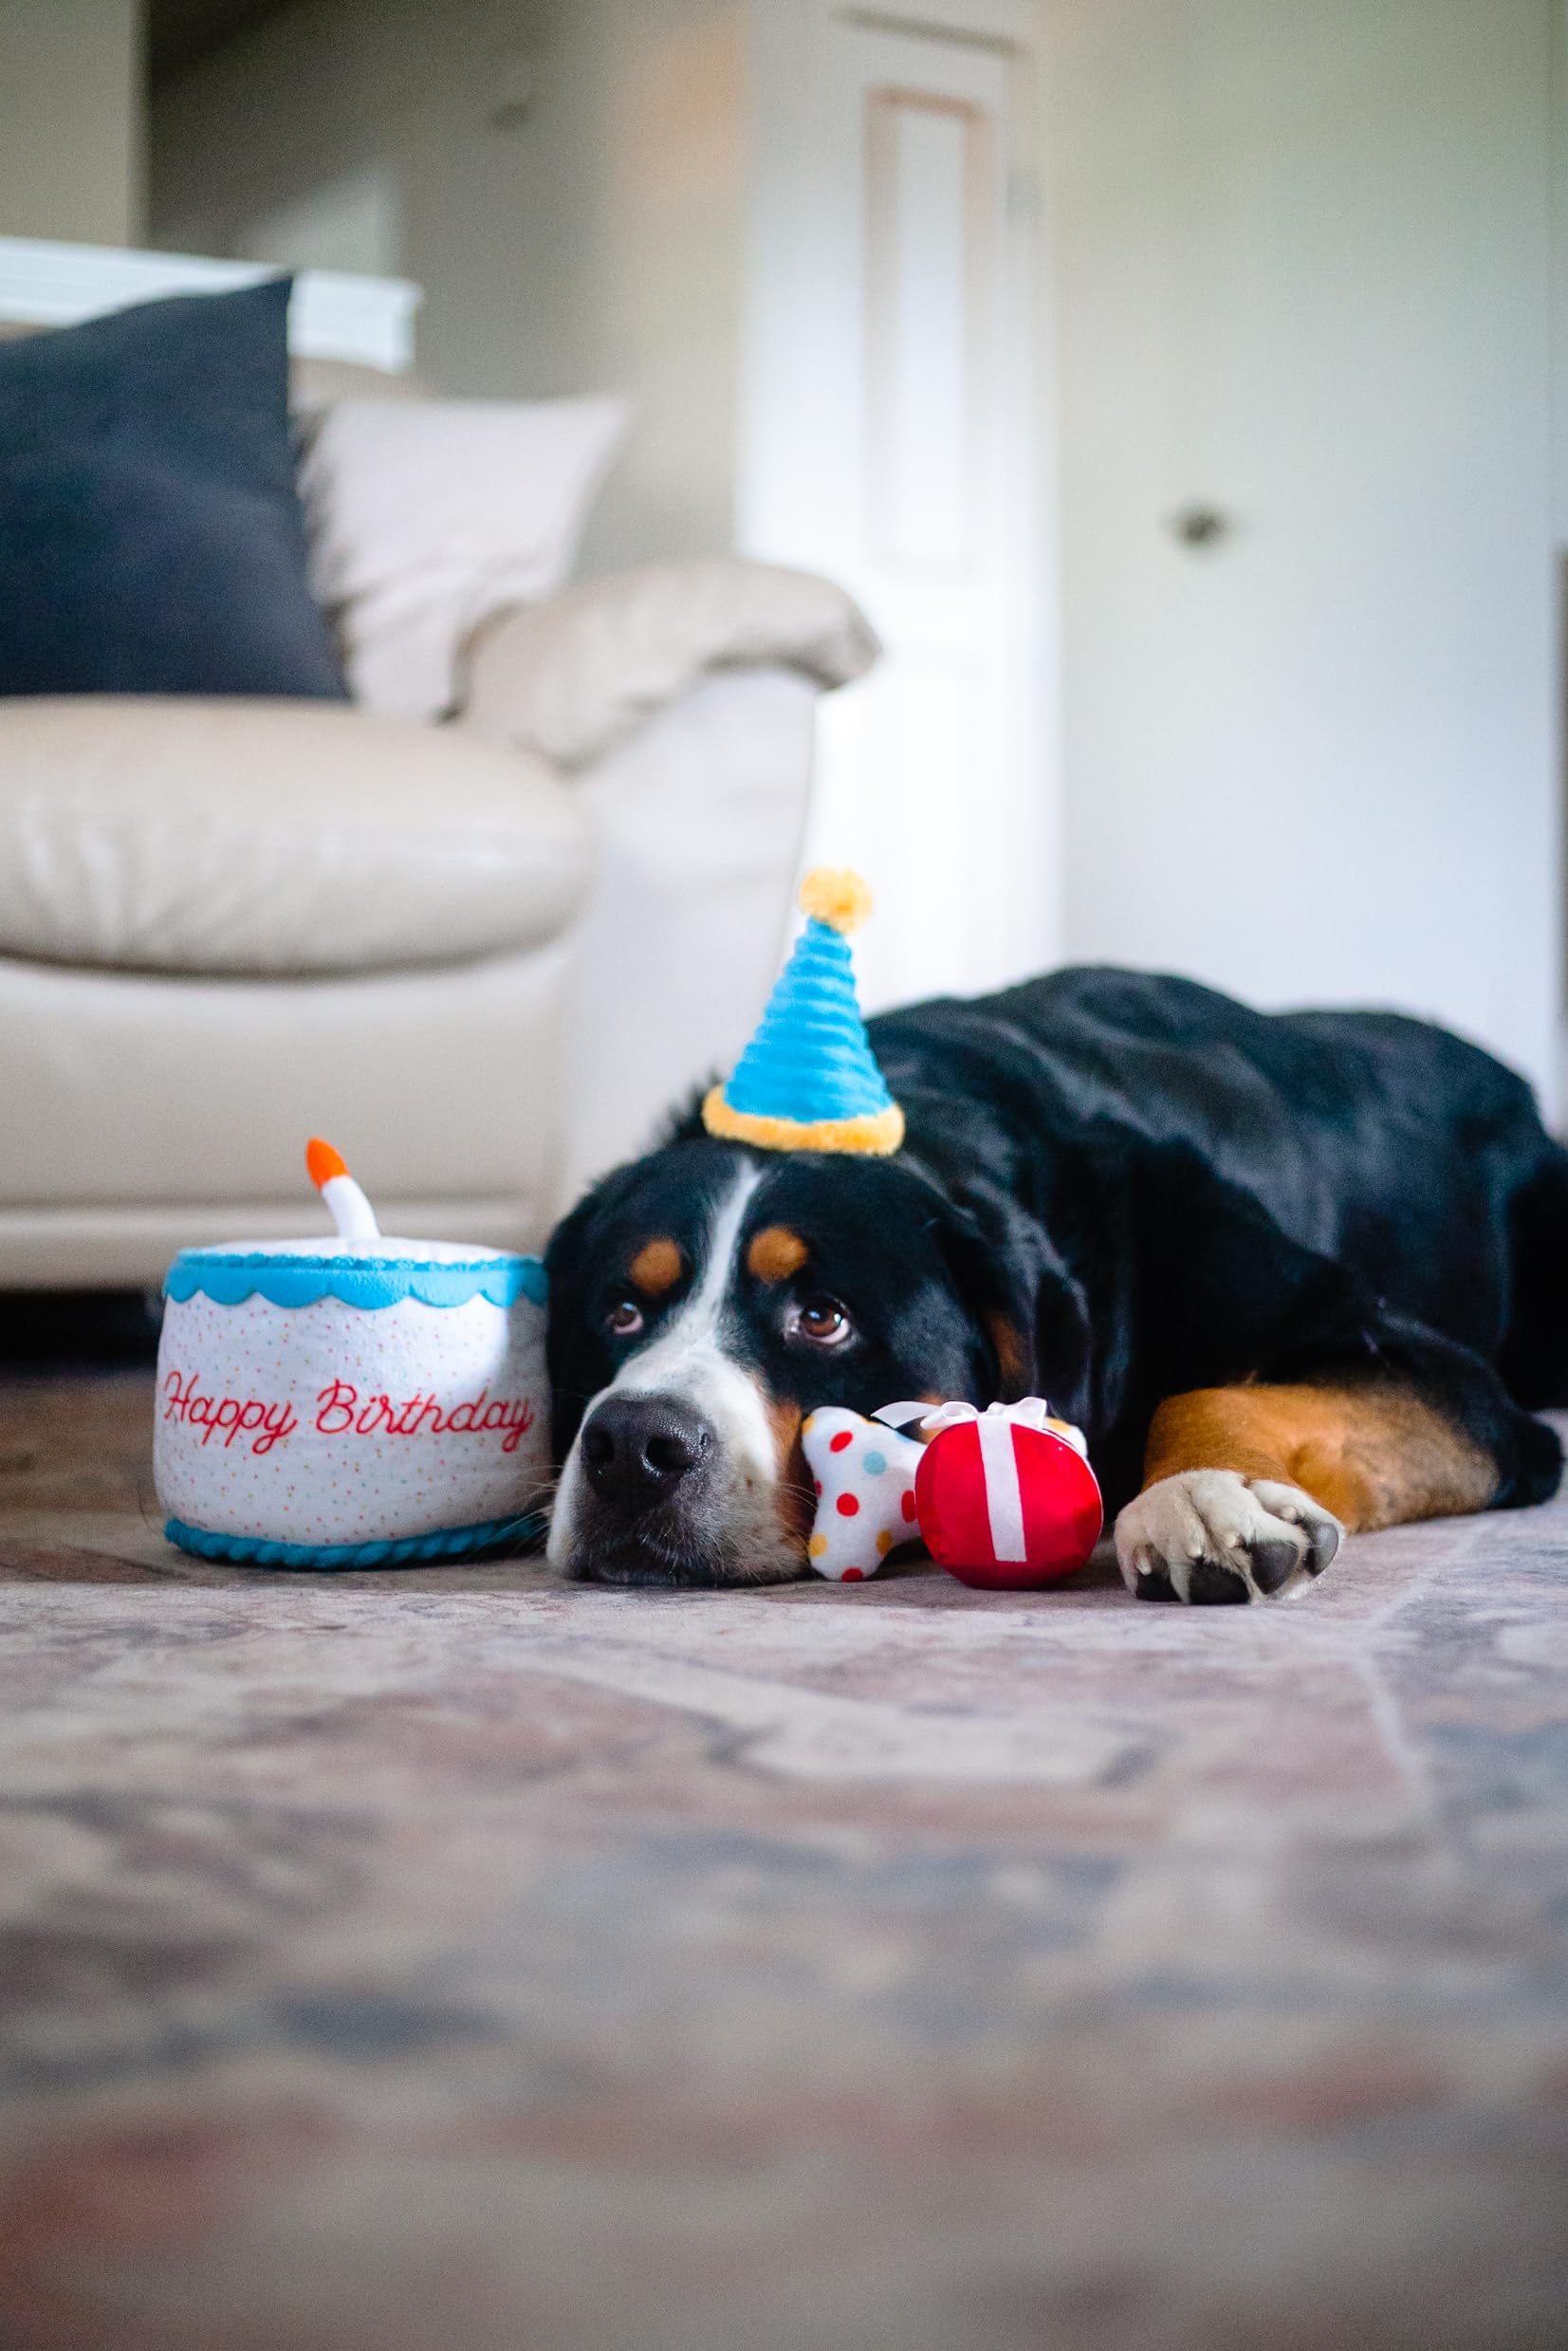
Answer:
315;1380;359;1435
445;1390;485;1435
207;1398;242;1448
255;1400;298;1454
163;1369;298;1455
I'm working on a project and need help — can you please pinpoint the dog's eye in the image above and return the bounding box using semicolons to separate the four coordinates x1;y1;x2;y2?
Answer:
787;1295;855;1348
604;1299;645;1338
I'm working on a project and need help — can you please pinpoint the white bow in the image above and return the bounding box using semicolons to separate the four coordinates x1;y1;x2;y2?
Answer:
876;1396;1061;1435
876;1397;1090;1465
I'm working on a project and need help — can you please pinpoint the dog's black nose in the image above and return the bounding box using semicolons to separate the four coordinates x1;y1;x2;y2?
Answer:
580;1394;714;1515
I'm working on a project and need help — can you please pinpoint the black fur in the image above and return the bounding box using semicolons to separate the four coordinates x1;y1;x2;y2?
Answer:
548;968;1566;1527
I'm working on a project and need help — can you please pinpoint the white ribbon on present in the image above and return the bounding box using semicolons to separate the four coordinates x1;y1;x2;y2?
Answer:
875;1397;1082;1442
875;1398;1087;1567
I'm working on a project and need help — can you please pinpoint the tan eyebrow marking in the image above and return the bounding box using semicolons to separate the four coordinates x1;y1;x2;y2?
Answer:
746;1225;810;1284
628;1237;682;1296
987;1311;1029;1397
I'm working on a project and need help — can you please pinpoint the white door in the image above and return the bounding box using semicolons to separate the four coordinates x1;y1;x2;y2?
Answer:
741;0;1055;1011
1049;0;1560;1110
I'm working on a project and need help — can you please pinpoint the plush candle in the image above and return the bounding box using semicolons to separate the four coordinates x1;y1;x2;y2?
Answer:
155;1140;550;1566
304;1134;381;1240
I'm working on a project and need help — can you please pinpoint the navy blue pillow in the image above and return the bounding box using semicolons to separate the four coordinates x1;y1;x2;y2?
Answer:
0;277;346;698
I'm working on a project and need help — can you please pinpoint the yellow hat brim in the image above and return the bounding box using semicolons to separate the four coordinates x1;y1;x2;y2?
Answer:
702;1086;905;1157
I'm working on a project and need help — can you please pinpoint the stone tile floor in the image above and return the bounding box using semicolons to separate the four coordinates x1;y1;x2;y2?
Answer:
1;1368;1566;2350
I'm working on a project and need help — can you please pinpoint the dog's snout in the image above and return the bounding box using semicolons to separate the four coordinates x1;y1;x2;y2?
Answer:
580;1393;714;1515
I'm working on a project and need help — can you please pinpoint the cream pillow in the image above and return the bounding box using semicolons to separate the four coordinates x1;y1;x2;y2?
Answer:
299;394;630;720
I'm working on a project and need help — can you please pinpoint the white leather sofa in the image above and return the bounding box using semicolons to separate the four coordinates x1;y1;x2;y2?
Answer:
0;557;876;1287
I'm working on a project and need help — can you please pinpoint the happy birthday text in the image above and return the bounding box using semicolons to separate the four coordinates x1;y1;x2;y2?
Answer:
161;1370;536;1454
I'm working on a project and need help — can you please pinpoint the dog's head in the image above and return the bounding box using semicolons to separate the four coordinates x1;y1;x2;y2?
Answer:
544;1134;1089;1585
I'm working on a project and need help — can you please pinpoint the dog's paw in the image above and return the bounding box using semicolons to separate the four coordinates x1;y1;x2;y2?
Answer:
1115;1470;1343;1603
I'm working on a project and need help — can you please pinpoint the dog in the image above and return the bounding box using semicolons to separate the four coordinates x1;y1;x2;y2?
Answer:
544;966;1567;1601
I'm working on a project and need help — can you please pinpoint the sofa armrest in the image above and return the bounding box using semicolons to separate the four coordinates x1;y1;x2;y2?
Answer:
455;556;879;771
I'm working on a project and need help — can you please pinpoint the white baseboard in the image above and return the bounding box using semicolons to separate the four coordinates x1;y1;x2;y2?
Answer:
0;235;421;371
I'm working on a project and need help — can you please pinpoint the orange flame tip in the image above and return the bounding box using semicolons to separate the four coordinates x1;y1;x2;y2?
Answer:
305;1137;349;1191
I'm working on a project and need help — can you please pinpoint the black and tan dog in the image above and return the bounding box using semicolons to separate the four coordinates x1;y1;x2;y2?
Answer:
545;967;1566;1601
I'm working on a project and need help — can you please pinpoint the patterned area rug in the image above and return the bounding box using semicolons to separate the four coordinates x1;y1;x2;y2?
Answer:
1;1370;1566;2350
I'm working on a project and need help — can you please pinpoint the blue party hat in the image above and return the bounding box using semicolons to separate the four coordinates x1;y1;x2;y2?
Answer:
703;869;904;1155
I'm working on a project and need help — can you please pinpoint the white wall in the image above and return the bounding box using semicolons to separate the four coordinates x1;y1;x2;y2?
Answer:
0;0;144;244
519;0;746;572
1044;0;1561;1109
149;0;744;571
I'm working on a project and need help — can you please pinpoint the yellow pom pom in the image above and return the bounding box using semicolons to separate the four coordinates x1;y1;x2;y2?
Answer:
799;867;873;935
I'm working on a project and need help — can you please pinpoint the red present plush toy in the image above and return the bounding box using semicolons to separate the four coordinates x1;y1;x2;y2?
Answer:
885;1398;1103;1588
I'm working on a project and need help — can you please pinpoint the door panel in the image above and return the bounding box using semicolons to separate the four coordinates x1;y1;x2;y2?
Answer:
741;7;1052;1010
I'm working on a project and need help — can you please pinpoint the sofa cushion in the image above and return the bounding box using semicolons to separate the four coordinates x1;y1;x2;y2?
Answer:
298;394;629;722
0;279;347;700
0;698;593;976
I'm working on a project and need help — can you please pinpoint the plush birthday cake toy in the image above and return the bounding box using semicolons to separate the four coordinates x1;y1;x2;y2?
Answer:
154;1140;549;1566
802;1398;1103;1589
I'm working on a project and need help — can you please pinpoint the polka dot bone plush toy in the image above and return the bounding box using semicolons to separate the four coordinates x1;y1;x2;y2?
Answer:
801;1399;1103;1589
800;1407;925;1580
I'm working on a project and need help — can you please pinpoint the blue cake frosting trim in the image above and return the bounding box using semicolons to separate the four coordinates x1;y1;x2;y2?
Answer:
164;1510;545;1568
163;1250;547;1312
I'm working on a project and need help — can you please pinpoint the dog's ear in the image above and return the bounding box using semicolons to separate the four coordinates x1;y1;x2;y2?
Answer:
543;1176;624;1461
936;1187;1094;1426
655;1078;716;1148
